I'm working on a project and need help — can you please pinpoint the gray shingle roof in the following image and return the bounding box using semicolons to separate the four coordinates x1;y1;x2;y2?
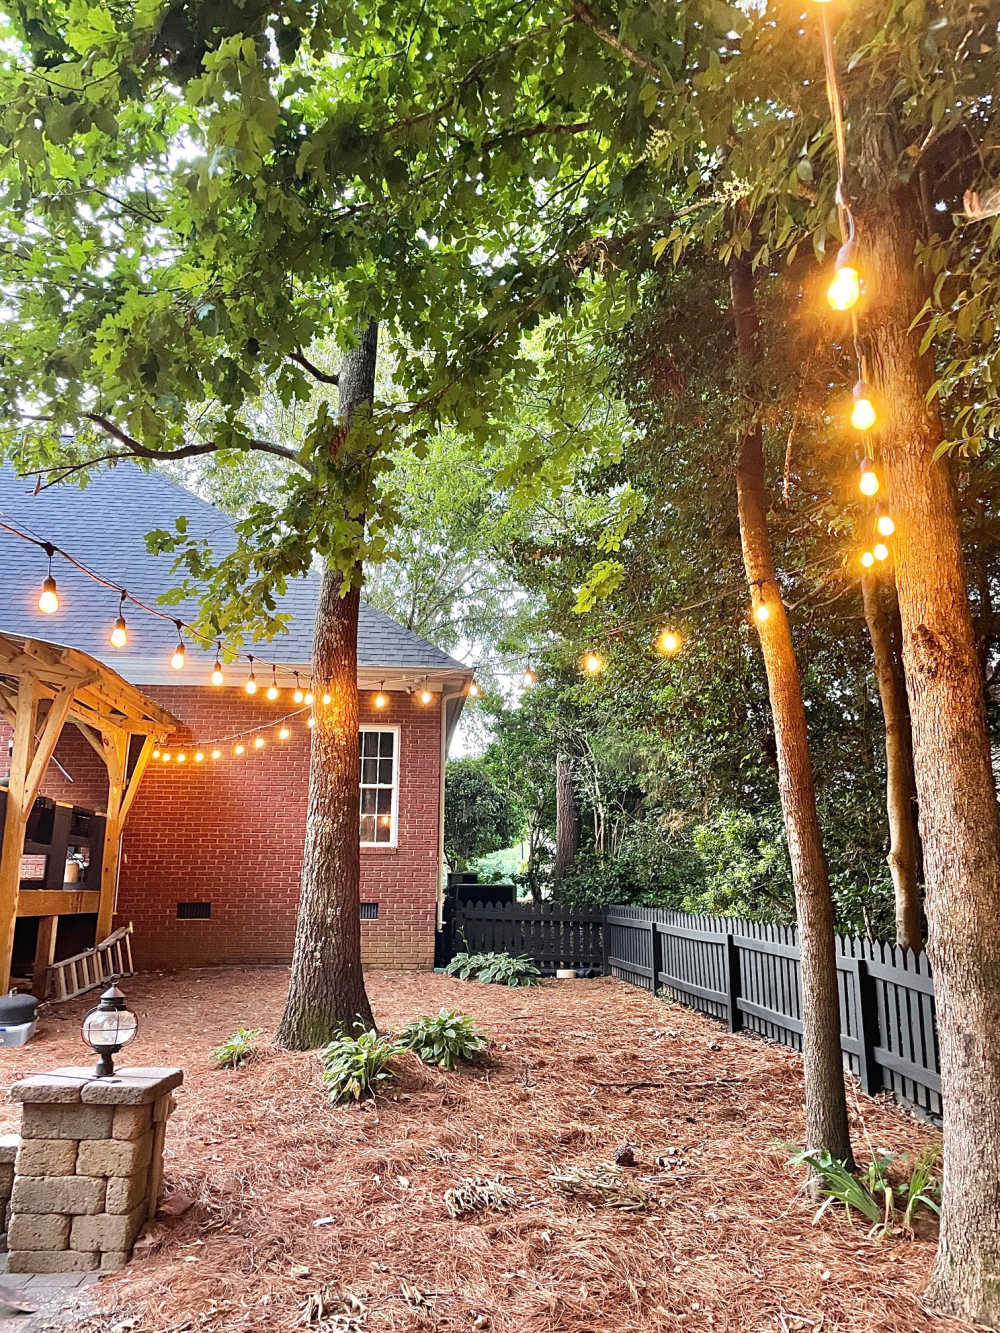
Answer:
0;462;468;681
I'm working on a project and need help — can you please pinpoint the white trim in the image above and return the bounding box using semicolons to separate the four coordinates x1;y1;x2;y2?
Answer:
359;724;400;848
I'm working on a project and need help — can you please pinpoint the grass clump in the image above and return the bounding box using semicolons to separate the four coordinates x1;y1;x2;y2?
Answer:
398;1009;487;1069
445;951;540;987
319;1029;399;1103
210;1026;264;1069
788;1145;941;1236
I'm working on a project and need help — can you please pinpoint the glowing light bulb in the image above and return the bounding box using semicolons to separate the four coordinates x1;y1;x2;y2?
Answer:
657;629;681;656
859;466;880;497
522;669;537;688
322;692;331;706
267;684;278;701
419;687;433;705
170;644;185;671
874;542;889;561
279;726;290;740
468;681;481;698
211;663;224;686
245;673;257;695
861;550;875;568
176;752;186;764
211;748;221;760
152;749;160;759
110;616;128;648
254;735;265;749
374;689;387;709
293;688;304;704
304;691;314;706
827;241;861;311
877;514;895;537
161;751;171;762
38;576;59;615
755;603;770;623
582;651;603;674
194;751;204;762
851;383;877;431
234;743;245;756
307;715;315;728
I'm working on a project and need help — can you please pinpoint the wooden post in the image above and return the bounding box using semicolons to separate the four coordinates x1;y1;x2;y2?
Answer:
724;933;742;1033
852;957;882;1097
649;918;662;995
32;916;58;999
0;678;39;992
96;731;127;944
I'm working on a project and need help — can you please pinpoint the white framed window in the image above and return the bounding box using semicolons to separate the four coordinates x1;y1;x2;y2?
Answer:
359;727;399;846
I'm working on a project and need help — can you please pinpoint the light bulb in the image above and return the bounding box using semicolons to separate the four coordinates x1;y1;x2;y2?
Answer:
211;664;224;686
657;629;681;655
755;603;770;623
293;688;304;704
279;726;290;740
266;684;279;701
234;743;245;756
211;748;221;760
304;691;314;706
861;550;875;568
38;576;59;615
374;691;387;709
322;692;331;706
170;645;185;670
582;651;603;674
874;542;889;561
306;715;315;728
859;468;879;497
161;751;171;762
827;241;861;312
110;616;128;648
851;383;877;431
254;735;265;749
194;751;204;762
468;681;481;698
877;514;895;537
521;669;536;688
245;673;257;695
176;752;186;764
152;749;160;759
419;688;433;705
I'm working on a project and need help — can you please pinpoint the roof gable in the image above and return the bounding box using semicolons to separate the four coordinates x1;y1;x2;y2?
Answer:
0;463;468;681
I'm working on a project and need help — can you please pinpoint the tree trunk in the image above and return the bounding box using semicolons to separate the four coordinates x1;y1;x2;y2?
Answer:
730;258;853;1165
861;572;921;950
276;321;378;1049
553;751;579;882
856;126;1000;1322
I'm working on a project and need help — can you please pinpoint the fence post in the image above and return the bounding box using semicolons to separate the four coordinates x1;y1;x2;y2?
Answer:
649;919;662;995
723;932;742;1033
852;957;882;1096
600;909;610;976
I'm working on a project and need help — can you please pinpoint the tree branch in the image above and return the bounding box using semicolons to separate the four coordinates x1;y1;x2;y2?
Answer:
569;0;662;78
289;351;339;385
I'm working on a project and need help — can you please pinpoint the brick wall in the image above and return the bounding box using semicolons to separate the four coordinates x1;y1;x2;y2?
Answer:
1;686;441;970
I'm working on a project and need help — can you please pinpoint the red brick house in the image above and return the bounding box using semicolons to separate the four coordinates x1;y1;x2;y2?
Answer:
0;464;472;972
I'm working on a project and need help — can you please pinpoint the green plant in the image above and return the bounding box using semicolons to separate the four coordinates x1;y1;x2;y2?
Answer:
398;1010;487;1069
318;1030;400;1103
445;951;540;986
787;1145;941;1237
899;1148;942;1229
210;1027;264;1069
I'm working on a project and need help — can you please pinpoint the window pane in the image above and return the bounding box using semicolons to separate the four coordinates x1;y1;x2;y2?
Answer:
362;732;379;756
361;757;378;785
377;757;393;785
360;814;376;842
361;788;377;815
375;814;392;842
376;787;392;814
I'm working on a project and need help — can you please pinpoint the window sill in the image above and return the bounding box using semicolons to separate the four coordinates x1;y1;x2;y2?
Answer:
361;844;398;853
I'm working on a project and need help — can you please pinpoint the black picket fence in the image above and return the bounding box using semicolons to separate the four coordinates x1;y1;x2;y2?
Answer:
446;899;941;1123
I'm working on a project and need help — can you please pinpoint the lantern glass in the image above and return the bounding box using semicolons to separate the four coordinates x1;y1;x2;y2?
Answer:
82;1007;138;1050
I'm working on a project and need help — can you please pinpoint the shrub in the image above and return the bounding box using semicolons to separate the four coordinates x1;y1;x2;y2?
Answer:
210;1027;263;1069
319;1029;399;1103
445;951;540;986
398;1010;487;1069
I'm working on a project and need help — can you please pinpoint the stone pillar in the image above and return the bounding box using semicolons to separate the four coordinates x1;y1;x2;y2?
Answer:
6;1066;182;1274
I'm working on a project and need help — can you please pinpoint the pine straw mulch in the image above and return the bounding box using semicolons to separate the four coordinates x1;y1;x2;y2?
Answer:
0;968;976;1333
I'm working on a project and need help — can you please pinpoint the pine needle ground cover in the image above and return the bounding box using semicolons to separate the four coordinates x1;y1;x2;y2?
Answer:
0;970;965;1333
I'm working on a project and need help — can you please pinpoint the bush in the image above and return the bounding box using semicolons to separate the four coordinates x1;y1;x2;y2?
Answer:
210;1027;263;1069
398;1010;487;1068
319;1029;399;1103
445;951;541;986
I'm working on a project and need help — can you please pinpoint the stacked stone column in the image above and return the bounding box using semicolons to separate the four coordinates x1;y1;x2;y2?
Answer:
6;1067;182;1273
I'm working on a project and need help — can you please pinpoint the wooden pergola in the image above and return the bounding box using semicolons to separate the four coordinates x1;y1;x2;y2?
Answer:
0;633;176;995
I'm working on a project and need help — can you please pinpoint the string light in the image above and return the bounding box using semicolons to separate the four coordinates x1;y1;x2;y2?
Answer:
304;680;314;706
522;668;537;688
656;628;681;656
194;751;204;762
306;715;315;728
374;681;387;709
873;542;889;562
254;735;265;749
861;550;875;568
827;240;861;311
161;751;171;762
267;667;279;701
279;726;290;740
211;748;221;760
322;692;331;706
876;513;895;537
754;602;770;623
859;460;880;497
582;650;604;674
234;742;245;755
851;382;877;431
38;544;59;614
110;592;128;648
419;684;433;705
244;656;258;695
293;672;304;704
467;680;481;697
211;644;224;687
152;748;160;759
176;752;186;764
170;622;186;671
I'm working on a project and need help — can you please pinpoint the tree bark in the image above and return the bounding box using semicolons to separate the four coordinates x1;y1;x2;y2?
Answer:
856;122;1000;1322
276;320;378;1049
730;258;853;1165
860;572;921;950
553;751;579;882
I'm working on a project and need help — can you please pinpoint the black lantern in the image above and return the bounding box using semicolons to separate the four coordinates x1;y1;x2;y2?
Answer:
81;985;138;1077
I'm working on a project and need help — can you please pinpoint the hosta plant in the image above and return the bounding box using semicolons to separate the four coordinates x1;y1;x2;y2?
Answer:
319;1029;399;1103
445;951;540;987
210;1027;264;1069
398;1010;487;1069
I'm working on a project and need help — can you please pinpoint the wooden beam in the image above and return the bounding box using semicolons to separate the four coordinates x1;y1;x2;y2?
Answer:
119;735;156;824
0;677;39;992
32;916;58;999
96;731;129;942
17;890;99;917
23;683;77;813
